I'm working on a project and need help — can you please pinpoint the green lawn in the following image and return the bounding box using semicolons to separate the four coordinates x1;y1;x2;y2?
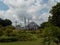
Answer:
0;33;57;45
0;38;43;45
0;41;41;45
0;38;57;45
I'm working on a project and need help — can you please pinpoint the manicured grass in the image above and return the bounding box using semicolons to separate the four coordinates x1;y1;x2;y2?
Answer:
0;38;42;45
0;41;41;45
0;38;56;45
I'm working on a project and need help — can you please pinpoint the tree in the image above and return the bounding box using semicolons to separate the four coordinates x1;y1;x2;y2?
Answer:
0;18;4;26
3;19;12;26
0;18;12;26
50;2;60;27
42;25;60;45
40;22;53;29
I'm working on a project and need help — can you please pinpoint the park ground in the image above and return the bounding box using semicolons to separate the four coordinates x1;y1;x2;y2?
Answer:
0;39;41;45
0;38;57;45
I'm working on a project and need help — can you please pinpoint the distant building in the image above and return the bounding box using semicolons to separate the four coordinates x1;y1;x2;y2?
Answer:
25;22;39;30
15;22;39;30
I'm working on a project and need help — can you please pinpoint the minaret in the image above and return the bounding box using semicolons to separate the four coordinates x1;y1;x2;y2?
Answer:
24;17;26;28
15;21;17;27
28;18;29;25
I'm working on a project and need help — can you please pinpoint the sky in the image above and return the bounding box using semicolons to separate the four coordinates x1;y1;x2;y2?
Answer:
0;0;60;26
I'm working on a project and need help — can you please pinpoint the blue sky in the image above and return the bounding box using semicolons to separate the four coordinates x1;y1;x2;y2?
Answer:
42;0;48;4
0;1;9;11
0;0;60;26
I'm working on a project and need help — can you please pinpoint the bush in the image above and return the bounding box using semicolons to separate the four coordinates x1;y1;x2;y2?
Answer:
18;32;37;41
0;36;18;42
0;25;38;42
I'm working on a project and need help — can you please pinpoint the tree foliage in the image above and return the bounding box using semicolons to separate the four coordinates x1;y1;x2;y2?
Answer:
50;2;60;27
40;3;60;44
40;22;53;29
0;18;12;26
42;24;60;45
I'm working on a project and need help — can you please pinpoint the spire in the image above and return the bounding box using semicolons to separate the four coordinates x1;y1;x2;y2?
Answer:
24;17;26;27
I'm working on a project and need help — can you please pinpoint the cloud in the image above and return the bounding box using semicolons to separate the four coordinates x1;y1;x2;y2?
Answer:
56;0;60;2
0;0;60;26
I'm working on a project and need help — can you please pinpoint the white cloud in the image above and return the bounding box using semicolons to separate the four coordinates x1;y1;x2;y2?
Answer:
0;0;60;26
56;0;60;2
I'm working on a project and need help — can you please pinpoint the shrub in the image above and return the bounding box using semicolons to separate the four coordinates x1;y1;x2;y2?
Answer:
18;32;37;41
0;36;18;42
